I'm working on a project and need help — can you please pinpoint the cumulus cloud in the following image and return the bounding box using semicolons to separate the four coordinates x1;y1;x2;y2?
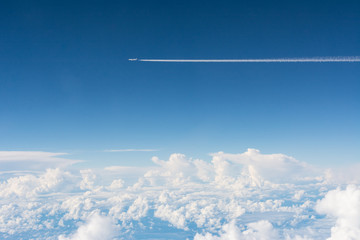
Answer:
58;213;114;240
194;220;279;240
0;149;358;239
0;151;82;171
80;169;97;190
0;168;74;198
149;154;203;183
107;178;124;190
316;185;360;240
211;148;318;183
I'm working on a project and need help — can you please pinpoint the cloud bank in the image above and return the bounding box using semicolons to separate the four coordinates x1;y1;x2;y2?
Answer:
0;149;359;239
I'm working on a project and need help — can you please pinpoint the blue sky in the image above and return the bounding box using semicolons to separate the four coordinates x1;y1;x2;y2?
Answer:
2;2;360;239
0;0;359;167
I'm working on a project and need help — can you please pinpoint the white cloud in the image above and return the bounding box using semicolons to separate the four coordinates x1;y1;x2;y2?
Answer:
80;169;96;190
107;178;124;190
316;185;360;240
0;151;68;161
103;166;151;185
58;213;114;240
293;190;306;201
211;148;318;183
0;151;82;170
194;220;279;240
0;149;358;239
0;168;74;198
323;164;360;184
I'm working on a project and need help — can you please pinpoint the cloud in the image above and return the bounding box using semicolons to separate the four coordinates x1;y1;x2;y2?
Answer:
0;151;68;161
316;185;360;240
194;220;279;240
0;149;358;239
104;149;158;152
0;168;74;198
0;151;82;171
80;169;97;190
103;166;151;185
211;148;318;183
58;213;114;240
107;179;124;190
323;163;360;184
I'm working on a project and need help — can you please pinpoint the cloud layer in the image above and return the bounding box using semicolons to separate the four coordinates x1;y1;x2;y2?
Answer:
0;149;358;239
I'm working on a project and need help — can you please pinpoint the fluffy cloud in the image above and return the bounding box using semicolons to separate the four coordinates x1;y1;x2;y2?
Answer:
0;149;358;239
194;220;279;240
80;169;97;190
0;168;73;198
211;148;318;183
58;213;114;240
316;185;360;240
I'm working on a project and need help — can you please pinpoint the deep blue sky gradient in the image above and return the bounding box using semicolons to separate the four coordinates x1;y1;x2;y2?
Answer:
0;0;359;166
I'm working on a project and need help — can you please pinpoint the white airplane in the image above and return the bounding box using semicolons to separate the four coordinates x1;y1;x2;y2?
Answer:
128;58;138;61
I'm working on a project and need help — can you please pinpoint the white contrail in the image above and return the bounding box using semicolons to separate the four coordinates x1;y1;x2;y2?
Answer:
129;57;360;63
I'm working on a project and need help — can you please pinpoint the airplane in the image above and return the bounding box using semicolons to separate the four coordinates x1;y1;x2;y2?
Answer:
128;58;138;61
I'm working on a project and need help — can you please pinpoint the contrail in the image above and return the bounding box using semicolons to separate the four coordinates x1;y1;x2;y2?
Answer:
129;57;360;63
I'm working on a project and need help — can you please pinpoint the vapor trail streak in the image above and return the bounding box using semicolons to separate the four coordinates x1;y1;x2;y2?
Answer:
130;57;360;63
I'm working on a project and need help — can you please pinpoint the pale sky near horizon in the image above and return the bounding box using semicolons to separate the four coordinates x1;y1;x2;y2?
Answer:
1;0;359;167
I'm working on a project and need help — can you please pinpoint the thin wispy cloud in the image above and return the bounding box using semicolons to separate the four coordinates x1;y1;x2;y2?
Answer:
0;151;83;170
129;56;360;63
104;149;158;152
0;151;67;161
